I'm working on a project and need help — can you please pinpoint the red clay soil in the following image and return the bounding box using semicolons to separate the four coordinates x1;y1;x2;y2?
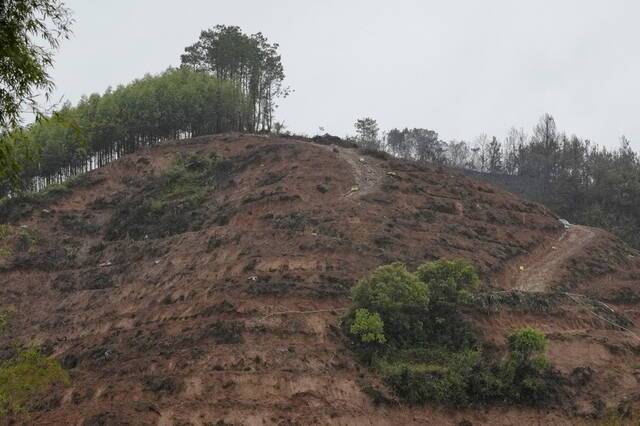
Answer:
0;134;639;425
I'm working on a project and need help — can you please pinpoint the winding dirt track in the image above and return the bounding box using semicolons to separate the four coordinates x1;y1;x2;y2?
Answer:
514;225;596;292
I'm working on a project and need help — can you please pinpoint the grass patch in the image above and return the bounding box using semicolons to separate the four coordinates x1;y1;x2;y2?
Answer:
0;348;69;416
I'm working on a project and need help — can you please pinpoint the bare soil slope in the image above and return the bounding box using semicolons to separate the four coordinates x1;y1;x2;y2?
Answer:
1;134;639;425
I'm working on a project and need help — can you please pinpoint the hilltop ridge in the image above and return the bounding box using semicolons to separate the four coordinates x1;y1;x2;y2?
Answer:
1;134;639;425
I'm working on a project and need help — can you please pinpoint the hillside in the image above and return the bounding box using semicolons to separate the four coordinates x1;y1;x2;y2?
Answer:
1;134;639;425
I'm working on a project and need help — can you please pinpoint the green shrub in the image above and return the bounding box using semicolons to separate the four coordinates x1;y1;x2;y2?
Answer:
0;348;69;415
346;260;478;350
376;328;555;407
379;349;482;406
344;261;557;408
419;259;480;350
350;262;429;347
500;327;554;404
507;326;548;361
467;360;507;403
350;308;386;344
351;262;428;315
380;361;446;405
416;259;479;306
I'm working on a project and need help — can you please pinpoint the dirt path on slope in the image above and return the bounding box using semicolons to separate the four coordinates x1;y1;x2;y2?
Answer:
514;225;596;292
312;143;384;198
338;148;383;198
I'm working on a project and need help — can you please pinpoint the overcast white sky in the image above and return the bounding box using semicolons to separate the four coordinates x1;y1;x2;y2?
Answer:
51;0;640;149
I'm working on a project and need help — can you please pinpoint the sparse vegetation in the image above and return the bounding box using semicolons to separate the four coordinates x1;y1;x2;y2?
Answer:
0;182;71;222
59;212;99;234
0;224;38;261
0;303;67;416
208;321;244;344
0;311;7;334
106;152;225;240
596;410;637;426
143;375;181;395
361;114;640;250
0;295;67;417
344;260;557;407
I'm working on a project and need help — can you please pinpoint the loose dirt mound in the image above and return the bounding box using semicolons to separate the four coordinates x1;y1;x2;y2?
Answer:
1;134;639;425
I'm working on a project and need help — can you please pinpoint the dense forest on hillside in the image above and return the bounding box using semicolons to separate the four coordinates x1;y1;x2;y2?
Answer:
352;115;640;248
0;67;247;197
0;25;287;198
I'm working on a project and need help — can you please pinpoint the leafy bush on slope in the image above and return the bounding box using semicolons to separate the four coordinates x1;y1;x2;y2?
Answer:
344;260;556;406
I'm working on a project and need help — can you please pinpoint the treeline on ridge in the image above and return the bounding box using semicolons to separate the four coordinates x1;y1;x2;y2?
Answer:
351;115;640;249
0;25;287;198
0;67;248;197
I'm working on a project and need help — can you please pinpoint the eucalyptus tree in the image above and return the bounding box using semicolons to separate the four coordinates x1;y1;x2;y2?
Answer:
354;117;380;150
487;136;503;172
181;25;287;132
503;127;526;175
445;140;471;168
0;0;73;189
386;128;407;158
520;114;559;179
385;127;445;164
409;128;444;164
1;67;248;197
0;0;72;129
